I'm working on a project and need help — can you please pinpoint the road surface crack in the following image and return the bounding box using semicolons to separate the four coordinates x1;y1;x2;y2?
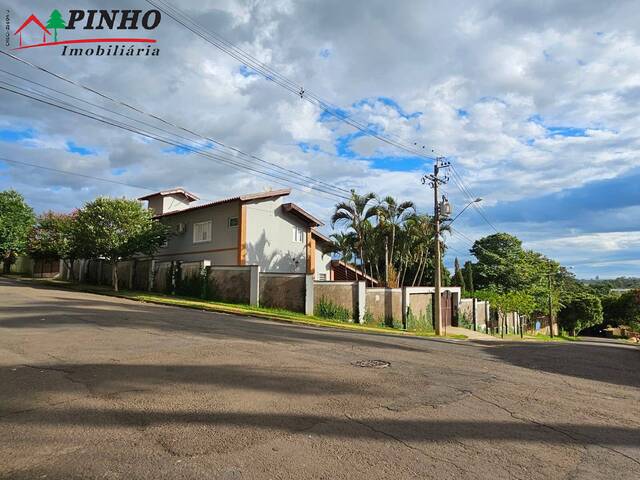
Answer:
343;414;474;476
462;389;640;468
22;363;91;391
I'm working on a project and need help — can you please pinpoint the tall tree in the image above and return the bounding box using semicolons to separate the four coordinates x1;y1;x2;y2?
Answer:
453;257;466;292
463;260;474;295
75;197;169;291
331;191;377;282
471;233;547;293
46;9;66;41
0;190;35;273
28;211;82;281
376;196;415;285
558;292;603;336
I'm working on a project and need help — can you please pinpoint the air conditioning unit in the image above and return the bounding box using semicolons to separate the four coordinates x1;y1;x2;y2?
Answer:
176;222;187;234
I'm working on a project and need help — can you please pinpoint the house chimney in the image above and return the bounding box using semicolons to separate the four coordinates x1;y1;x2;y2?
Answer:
138;188;199;216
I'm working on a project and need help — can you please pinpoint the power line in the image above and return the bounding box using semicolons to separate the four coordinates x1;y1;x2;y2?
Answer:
147;0;510;236
145;0;434;161
0;50;352;199
0;157;157;191
448;164;499;232
0;81;348;202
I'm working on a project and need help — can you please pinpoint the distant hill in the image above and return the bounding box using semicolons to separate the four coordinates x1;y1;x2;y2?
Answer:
580;277;640;290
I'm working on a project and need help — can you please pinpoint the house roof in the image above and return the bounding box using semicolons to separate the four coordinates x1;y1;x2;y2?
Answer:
311;229;332;245
138;188;200;202
153;188;291;218
282;203;324;227
330;260;379;285
14;14;51;35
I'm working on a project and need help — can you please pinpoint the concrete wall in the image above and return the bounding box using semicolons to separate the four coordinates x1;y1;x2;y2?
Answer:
314;281;358;320
459;299;473;324
260;272;306;312
9;256;34;275
156;201;240;265
206;266;252;304
152;261;172;293
476;301;489;332
132;259;151;291
245;197;308;274
366;288;403;327
406;292;433;331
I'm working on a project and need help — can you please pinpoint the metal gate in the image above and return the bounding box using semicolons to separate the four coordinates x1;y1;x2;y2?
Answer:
441;290;453;327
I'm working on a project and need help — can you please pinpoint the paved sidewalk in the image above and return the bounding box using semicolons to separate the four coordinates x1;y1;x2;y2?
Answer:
446;326;500;340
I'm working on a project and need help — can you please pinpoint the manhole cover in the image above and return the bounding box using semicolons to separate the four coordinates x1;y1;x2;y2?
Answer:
352;359;390;368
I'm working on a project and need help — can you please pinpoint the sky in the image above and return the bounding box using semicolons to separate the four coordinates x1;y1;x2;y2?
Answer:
1;0;639;279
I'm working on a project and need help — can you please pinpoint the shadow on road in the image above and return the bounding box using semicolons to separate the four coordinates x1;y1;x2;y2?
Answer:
478;341;640;388
3;406;640;448
0;297;429;354
2;277;639;389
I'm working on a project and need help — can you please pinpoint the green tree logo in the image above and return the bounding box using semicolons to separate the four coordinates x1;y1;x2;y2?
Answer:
46;9;66;42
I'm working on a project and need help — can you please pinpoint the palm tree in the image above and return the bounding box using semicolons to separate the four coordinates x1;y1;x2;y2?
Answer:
329;231;356;279
331;191;377;282
376;196;415;286
394;213;441;286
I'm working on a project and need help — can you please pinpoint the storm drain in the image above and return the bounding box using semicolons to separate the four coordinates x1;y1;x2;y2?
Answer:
352;359;390;368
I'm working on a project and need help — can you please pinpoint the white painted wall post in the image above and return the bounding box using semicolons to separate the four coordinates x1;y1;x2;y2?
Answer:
304;274;314;315
357;281;366;324
250;265;260;307
201;260;211;298
402;287;410;329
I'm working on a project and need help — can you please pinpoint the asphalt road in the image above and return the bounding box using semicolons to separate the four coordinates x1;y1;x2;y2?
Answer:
1;277;639;479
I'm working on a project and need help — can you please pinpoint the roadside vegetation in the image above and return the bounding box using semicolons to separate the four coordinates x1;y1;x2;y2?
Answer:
7;276;467;339
2;187;639;339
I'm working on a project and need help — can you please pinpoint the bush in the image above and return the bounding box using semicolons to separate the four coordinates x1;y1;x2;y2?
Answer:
406;306;434;333
457;311;472;329
315;296;352;322
363;310;375;324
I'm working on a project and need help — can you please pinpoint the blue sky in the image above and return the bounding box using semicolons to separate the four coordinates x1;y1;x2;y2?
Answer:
1;0;639;279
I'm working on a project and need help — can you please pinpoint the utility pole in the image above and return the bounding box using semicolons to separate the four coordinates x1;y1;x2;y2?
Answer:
384;236;389;287
422;157;450;336
547;263;554;338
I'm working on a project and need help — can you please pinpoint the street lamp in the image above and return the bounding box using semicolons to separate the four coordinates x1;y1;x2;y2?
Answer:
446;198;482;225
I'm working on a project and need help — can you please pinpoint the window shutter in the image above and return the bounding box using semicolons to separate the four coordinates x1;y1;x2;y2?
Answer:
193;221;212;243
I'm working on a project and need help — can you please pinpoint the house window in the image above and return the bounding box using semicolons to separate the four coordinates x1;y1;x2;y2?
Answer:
228;216;239;228
193;221;212;243
292;226;305;243
317;273;327;281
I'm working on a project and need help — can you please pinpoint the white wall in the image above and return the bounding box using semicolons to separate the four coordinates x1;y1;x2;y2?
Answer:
315;245;332;280
245;197;308;273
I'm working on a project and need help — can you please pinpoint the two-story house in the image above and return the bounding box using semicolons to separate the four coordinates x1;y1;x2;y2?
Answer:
138;187;334;279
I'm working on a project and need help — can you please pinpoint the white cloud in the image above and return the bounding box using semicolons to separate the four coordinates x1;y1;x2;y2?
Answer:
1;0;639;278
